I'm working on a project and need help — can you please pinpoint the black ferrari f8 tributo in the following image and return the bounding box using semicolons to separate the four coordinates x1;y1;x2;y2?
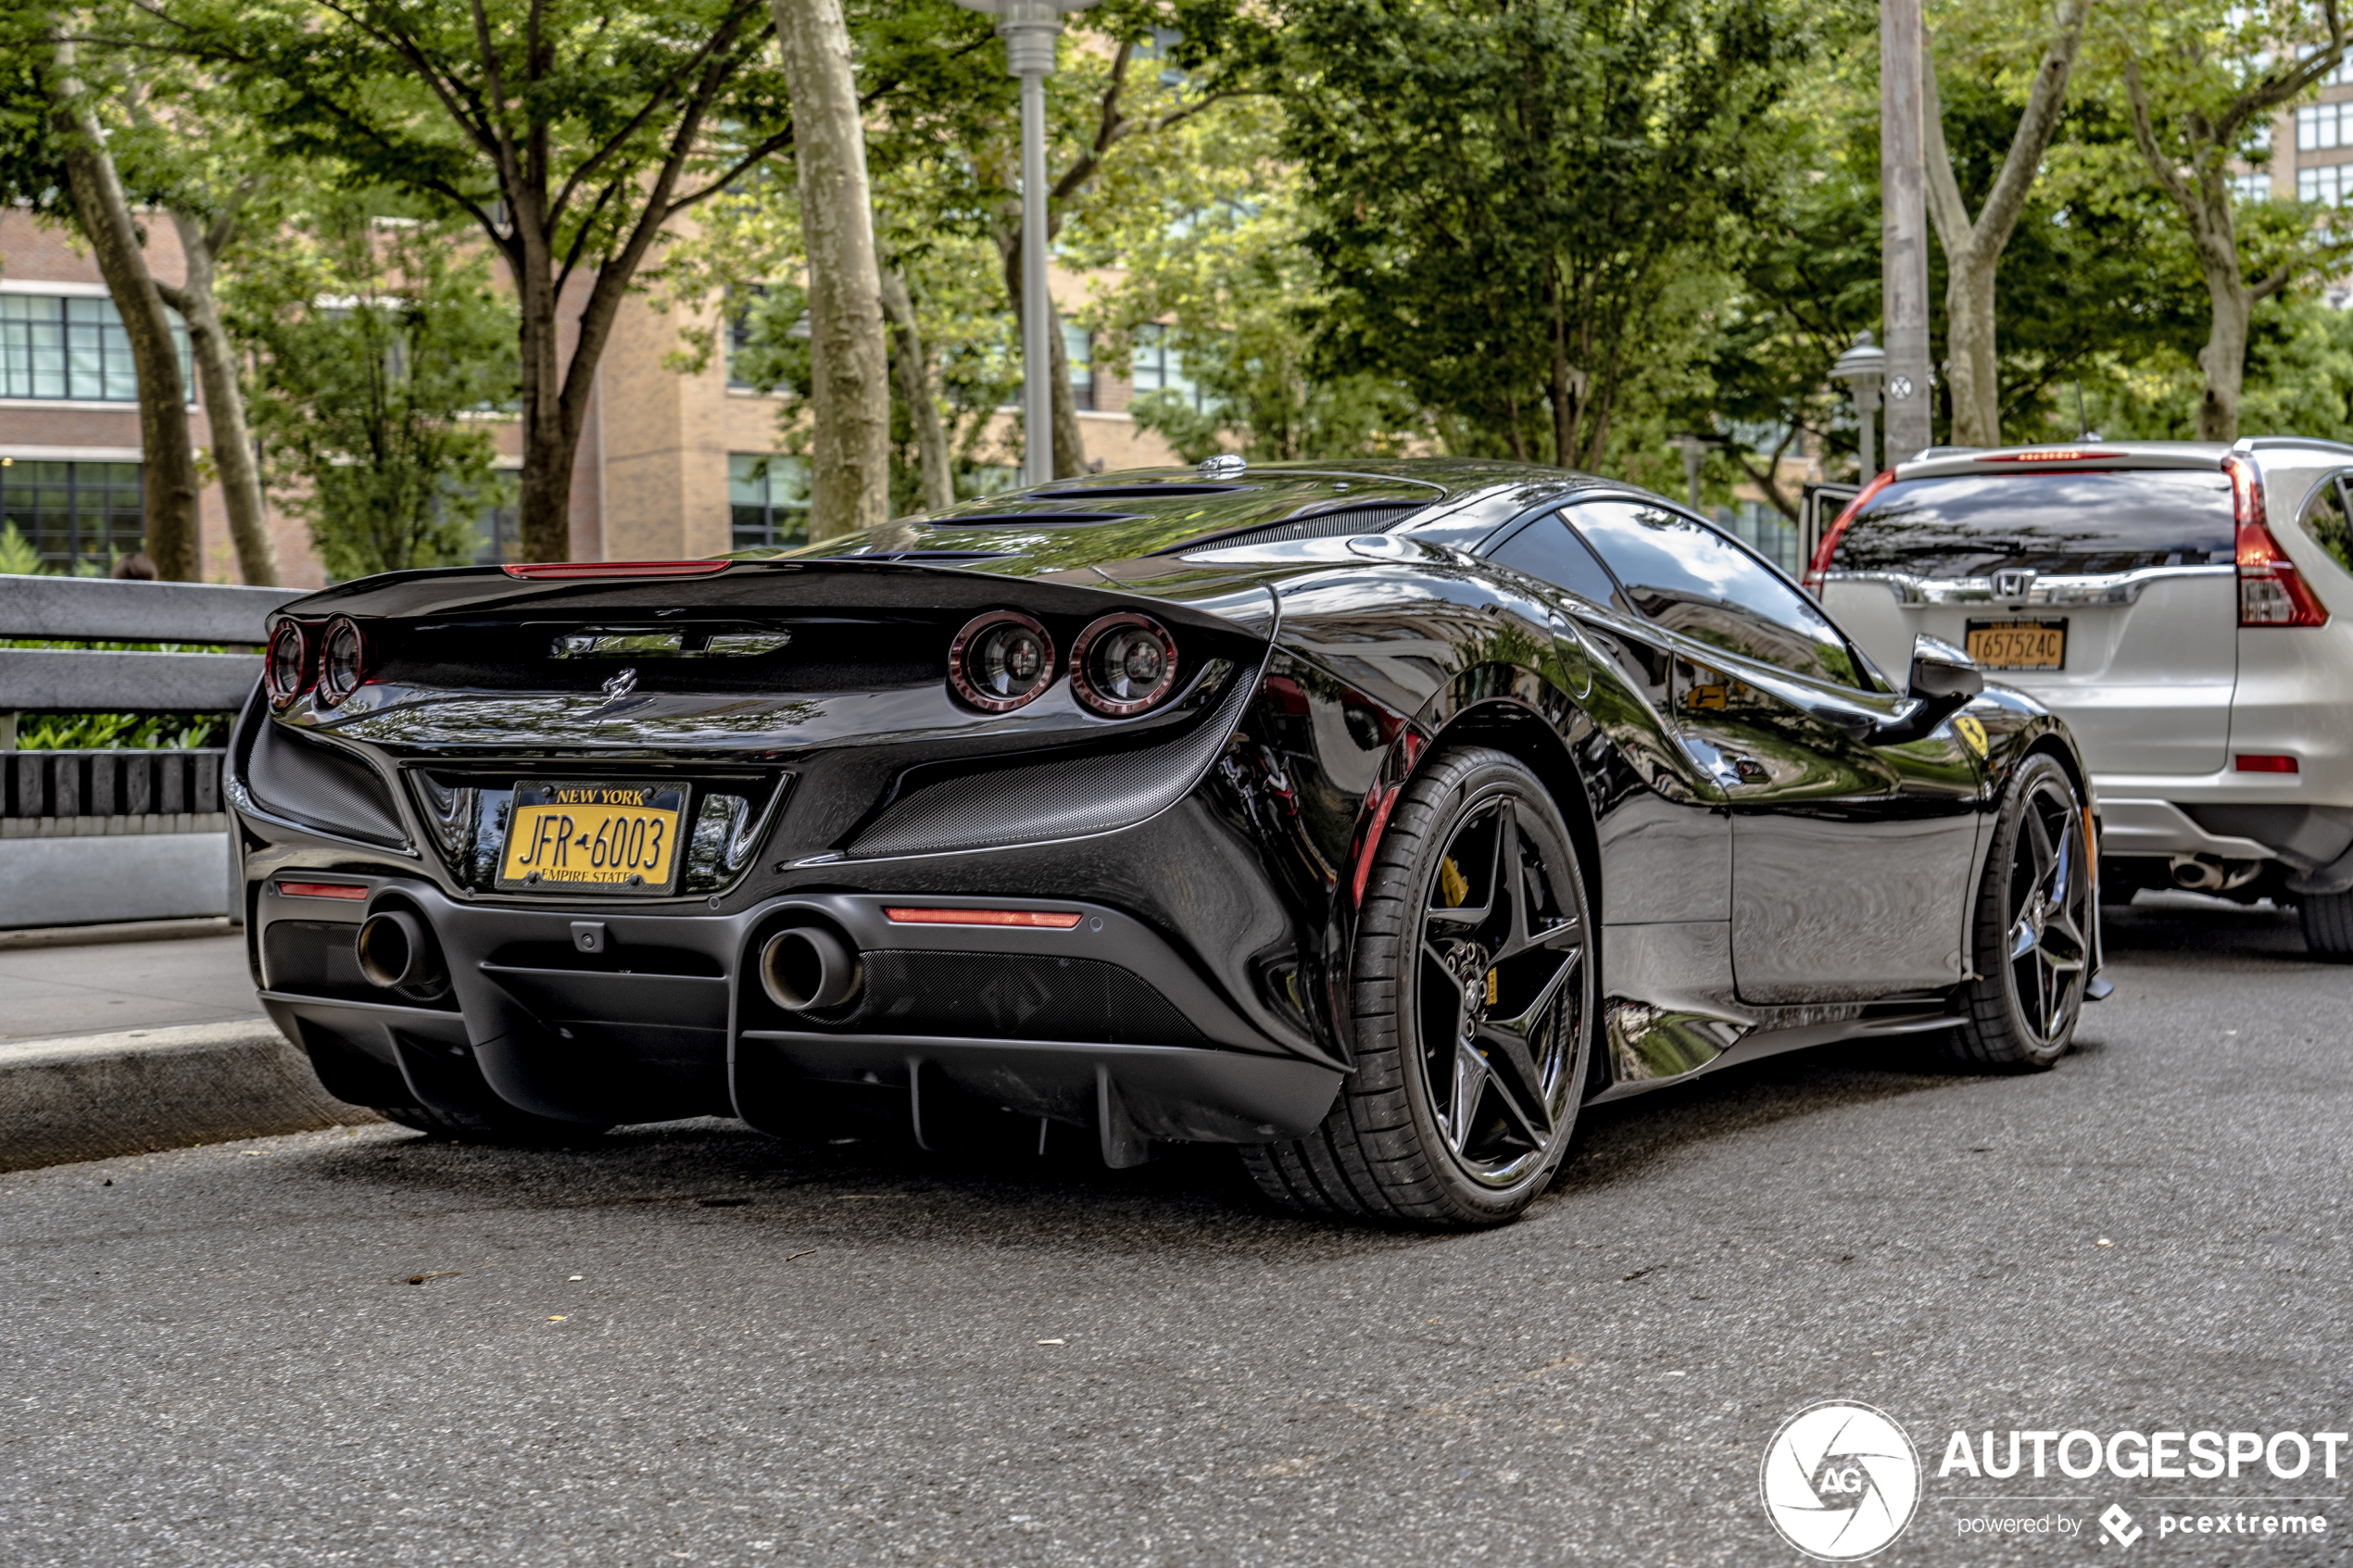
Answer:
233;458;2102;1226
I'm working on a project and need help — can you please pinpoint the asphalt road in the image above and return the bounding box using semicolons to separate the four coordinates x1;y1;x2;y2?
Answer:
4;894;2349;1567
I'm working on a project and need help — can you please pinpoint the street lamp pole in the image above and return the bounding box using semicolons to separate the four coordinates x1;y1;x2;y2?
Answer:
1881;0;1933;463
1830;332;1888;480
957;0;1093;487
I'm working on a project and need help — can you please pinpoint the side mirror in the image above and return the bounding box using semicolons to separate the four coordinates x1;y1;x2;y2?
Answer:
1906;633;1984;703
1862;634;1983;747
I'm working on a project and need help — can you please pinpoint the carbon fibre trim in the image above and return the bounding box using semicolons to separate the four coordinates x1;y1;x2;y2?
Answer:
845;950;1209;1047
847;666;1258;859
245;718;408;847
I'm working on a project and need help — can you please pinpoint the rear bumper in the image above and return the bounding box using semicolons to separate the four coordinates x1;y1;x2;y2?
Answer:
253;878;1341;1160
2096;793;2353;886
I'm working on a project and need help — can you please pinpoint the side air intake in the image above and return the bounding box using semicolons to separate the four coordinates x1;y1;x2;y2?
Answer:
240;714;408;847
1159;502;1428;554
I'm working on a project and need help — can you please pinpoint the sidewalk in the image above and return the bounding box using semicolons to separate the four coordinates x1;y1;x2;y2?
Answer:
0;930;266;1041
0;924;374;1170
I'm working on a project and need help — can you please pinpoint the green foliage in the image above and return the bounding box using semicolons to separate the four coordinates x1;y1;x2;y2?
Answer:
1072;98;1424;462
226;196;518;580
0;521;42;576
145;0;796;281
15;712;223;751
1279;0;1808;470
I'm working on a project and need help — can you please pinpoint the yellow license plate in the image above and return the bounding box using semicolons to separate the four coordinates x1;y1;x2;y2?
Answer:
497;781;686;894
1965;619;2067;671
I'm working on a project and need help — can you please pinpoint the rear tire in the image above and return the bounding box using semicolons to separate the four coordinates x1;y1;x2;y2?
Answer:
372;1102;607;1146
1947;754;2093;1071
1242;747;1596;1228
2299;891;2353;959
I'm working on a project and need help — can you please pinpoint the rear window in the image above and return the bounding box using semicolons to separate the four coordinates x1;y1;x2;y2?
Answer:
1831;470;2234;579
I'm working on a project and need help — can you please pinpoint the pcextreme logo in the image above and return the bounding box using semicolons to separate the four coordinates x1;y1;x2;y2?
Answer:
1761;1401;1923;1561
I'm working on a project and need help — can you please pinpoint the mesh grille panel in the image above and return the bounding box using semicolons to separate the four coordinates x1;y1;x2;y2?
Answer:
849;668;1255;859
849;949;1207;1047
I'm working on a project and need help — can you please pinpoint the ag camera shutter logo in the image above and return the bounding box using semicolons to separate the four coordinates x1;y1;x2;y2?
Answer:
1761;1400;1922;1560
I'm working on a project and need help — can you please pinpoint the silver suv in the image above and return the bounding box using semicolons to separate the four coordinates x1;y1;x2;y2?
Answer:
1810;437;2353;955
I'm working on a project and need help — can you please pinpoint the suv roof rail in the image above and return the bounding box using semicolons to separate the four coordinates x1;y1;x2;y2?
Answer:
2235;435;2353;458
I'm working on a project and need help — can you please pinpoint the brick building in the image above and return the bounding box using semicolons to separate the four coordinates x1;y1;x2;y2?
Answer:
0;207;1178;585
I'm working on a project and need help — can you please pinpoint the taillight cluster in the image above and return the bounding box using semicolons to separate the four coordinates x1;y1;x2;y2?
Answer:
947;609;1180;717
1803;469;1894;597
264;615;375;709
2223;455;2330;628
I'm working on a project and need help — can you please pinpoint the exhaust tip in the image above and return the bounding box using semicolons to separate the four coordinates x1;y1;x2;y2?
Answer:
356;909;448;997
761;925;862;1012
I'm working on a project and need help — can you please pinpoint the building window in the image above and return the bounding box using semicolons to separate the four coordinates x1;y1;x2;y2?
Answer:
2300;163;2350;206
2231;171;2272;203
0;459;145;571
728;453;811;550
2298;103;2353;151
0;295;193;403
1063;320;1095;411
1131;323;1208;413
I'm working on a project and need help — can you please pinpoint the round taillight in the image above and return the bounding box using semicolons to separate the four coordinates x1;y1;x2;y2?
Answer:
264;621;309;709
317;616;369;707
948;610;1056;712
1070;613;1177;716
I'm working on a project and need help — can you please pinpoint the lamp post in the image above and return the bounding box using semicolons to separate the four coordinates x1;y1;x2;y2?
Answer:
1830;331;1889;480
1881;0;1932;462
955;0;1094;487
1669;433;1721;514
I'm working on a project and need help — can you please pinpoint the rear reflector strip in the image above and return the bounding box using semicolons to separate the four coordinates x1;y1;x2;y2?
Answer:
2234;754;2299;773
882;907;1083;929
502;560;731;580
277;881;370;899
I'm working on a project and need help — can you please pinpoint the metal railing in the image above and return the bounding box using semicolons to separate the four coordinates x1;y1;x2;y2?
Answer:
0;574;298;732
0;573;302;928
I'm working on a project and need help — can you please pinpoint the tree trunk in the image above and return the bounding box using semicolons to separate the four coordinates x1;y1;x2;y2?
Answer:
1919;0;2090;452
1944;256;2001;447
512;215;574;563
159;214;277;586
1047;302;1088;478
773;0;891;541
879;263;952;512
44;35;201;580
2194;226;2251;443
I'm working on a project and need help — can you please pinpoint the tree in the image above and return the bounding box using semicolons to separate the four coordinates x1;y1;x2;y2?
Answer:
1923;0;2092;446
1072;97;1423;461
4;20;286;583
2109;0;2352;439
30;30;202;580
773;0;890;539
145;0;801;562
1282;0;1803;469
947;5;1272;475
229;201;518;580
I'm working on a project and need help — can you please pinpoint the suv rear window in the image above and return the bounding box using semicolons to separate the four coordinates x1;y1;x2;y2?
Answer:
1831;470;2234;578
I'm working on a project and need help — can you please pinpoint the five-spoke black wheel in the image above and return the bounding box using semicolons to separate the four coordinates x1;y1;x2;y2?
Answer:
1950;753;2093;1069
1243;747;1595;1226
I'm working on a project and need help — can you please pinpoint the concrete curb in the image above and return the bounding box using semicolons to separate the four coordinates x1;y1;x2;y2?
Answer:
0;1019;380;1173
0;915;236;950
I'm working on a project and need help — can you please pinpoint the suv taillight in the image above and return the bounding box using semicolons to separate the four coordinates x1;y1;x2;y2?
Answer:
1803;470;1894;597
2225;454;2329;628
